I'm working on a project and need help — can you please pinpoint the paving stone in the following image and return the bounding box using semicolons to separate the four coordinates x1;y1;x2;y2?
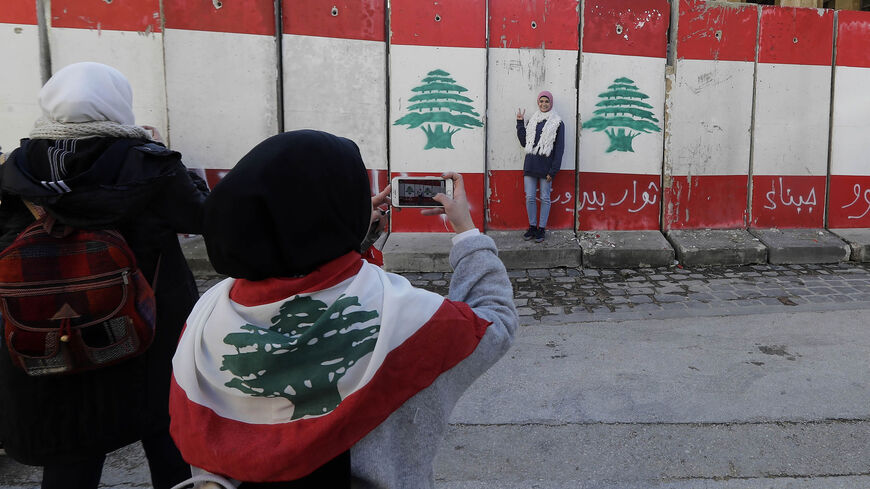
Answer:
626;287;655;295
712;291;740;300
654;294;686;303
806;296;834;303
628;295;653;304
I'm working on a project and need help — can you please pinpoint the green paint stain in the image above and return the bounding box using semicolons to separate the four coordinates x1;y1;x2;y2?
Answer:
394;69;483;150
585;77;661;153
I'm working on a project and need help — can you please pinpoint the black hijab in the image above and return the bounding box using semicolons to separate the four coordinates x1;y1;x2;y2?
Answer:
203;130;371;280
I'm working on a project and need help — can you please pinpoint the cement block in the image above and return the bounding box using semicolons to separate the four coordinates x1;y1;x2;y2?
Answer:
487;230;581;269
666;229;767;267
829;228;870;262
577;231;675;268
382;232;454;272
749;228;850;264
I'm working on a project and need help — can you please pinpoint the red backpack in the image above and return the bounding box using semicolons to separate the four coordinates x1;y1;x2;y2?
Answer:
0;215;156;376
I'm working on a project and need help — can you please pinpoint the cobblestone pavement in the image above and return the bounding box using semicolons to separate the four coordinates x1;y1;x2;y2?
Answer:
196;262;870;322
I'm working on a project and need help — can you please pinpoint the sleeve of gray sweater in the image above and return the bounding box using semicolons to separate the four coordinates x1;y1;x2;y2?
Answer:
447;232;519;380
351;233;518;489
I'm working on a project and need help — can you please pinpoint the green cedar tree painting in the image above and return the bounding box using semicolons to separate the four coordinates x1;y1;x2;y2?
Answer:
584;77;661;153
394;69;484;150
221;294;379;420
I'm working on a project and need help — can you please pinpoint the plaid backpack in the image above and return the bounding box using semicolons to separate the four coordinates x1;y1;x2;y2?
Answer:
0;214;156;376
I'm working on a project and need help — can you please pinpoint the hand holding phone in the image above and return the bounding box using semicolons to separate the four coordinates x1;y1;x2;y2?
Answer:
390;177;454;208
420;172;474;234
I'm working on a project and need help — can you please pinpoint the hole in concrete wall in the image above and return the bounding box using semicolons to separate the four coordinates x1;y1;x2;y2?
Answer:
331;6;338;16
531;20;537;29
793;36;798;44
104;0;112;3
615;24;623;35
213;0;222;9
715;30;722;41
435;14;441;22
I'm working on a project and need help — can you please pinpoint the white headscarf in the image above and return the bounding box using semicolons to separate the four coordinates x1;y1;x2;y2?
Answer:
39;62;136;125
30;62;151;140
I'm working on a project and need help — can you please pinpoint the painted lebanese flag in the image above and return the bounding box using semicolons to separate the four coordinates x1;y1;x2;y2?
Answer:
170;252;490;482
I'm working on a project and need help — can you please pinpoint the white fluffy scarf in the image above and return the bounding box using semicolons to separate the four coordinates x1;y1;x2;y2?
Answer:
524;109;562;157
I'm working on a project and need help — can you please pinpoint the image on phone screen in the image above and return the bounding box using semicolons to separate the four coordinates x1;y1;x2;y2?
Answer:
397;178;446;207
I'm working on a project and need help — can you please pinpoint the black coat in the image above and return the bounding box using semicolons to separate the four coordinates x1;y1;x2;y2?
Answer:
0;137;208;465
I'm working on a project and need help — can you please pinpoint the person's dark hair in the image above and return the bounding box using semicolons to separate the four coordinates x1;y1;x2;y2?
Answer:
203;130;371;280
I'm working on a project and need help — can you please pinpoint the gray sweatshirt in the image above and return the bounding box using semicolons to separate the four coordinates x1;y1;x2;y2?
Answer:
350;233;518;488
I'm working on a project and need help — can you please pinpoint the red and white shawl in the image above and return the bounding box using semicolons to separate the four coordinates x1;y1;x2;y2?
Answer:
169;252;490;482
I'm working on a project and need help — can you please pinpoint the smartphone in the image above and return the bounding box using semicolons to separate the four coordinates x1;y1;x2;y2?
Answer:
390;176;454;207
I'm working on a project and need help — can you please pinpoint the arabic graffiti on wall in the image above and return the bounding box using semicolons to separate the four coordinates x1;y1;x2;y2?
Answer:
577;172;661;230
579;180;659;214
841;183;870;220
751;176;825;228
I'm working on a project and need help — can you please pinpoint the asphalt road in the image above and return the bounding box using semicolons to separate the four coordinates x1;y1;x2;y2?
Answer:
3;263;870;488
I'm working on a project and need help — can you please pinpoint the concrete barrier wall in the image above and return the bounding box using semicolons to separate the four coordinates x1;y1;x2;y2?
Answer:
664;0;758;230
48;0;168;144
828;10;870;228
388;0;487;232
750;6;834;229
283;0;389;196
486;0;579;231
163;0;279;188
578;0;670;231
5;0;870;235
0;0;41;153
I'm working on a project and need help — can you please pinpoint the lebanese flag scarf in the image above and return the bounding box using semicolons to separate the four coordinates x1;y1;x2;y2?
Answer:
170;251;490;482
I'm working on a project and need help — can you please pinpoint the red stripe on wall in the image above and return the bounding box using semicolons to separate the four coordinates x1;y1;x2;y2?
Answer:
677;0;757;62
487;170;574;230
389;0;485;48
758;6;834;66
51;0;161;32
163;0;274;36
204;169;229;190
170;299;488;482
828;175;870;228
663;175;749;230
284;0;384;42
582;0;670;58
836;10;870;69
577;172;661;230
1;0;37;24
750;175;826;228
390;172;485;233
488;0;579;50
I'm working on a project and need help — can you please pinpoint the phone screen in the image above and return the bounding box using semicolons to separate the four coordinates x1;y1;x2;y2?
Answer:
397;178;446;207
